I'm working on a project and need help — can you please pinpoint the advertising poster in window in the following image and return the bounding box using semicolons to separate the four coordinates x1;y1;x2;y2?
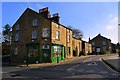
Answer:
42;28;50;38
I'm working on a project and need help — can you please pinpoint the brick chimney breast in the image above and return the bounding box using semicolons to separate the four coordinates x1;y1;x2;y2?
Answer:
39;7;50;18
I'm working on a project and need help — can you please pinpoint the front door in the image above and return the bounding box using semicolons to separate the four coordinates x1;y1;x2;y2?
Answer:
42;44;50;62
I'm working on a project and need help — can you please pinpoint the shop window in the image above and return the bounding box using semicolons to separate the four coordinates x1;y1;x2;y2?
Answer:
53;46;61;53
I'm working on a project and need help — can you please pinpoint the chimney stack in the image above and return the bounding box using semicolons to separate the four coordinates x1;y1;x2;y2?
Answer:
39;7;50;18
51;13;60;23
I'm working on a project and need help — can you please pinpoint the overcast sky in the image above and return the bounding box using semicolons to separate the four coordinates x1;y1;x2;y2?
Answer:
1;2;118;43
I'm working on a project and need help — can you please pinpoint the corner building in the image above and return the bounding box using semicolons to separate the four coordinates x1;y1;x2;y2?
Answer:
11;7;73;64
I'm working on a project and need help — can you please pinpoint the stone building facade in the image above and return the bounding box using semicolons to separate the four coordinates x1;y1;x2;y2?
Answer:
89;34;111;54
11;7;73;63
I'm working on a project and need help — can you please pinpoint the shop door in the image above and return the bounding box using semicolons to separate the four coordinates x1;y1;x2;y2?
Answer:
42;45;50;62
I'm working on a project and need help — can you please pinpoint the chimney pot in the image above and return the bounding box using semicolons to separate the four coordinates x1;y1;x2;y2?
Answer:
51;13;60;23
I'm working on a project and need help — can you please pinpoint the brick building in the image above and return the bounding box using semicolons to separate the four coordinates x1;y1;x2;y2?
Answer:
11;7;73;64
89;34;111;54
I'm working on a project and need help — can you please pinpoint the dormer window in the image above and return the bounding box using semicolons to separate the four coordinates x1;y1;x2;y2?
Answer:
32;30;37;39
32;19;38;26
16;24;20;30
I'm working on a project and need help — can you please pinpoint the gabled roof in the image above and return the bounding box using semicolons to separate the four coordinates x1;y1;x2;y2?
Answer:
12;8;72;31
90;33;111;41
12;8;38;28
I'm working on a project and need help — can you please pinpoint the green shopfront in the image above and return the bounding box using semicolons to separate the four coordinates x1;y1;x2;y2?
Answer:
26;42;40;64
26;42;66;64
51;44;65;62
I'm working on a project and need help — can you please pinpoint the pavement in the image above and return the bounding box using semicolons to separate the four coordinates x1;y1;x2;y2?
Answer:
18;55;93;68
102;53;120;72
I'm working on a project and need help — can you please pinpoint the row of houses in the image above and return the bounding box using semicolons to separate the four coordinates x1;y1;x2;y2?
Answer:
9;7;92;64
3;7;119;64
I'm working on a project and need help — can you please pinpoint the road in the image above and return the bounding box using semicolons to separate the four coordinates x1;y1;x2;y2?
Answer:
2;54;119;79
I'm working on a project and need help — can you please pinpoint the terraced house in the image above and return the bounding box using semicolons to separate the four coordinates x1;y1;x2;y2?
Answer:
11;7;73;64
72;38;82;56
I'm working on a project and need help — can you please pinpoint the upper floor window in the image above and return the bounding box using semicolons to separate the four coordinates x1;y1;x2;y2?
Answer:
42;28;50;38
67;29;70;33
56;24;59;29
14;47;18;55
67;35;70;42
16;24;20;30
15;33;19;41
32;30;37;39
102;41;106;45
56;30;60;40
92;42;95;46
32;19;38;26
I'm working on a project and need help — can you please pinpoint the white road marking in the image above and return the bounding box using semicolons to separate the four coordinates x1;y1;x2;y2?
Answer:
99;71;108;74
67;64;79;71
87;61;97;66
86;70;95;73
76;69;84;72
111;73;118;76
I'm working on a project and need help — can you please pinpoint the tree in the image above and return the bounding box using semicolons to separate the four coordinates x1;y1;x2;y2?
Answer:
2;24;12;43
68;26;83;39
